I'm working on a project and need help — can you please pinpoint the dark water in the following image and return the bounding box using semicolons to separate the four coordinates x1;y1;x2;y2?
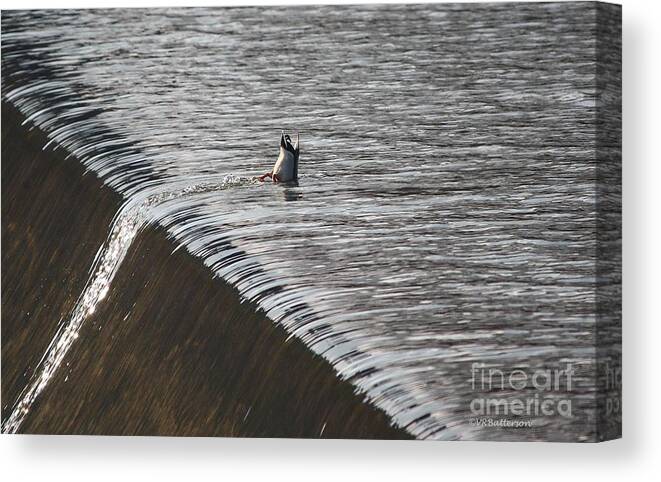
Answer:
1;3;620;440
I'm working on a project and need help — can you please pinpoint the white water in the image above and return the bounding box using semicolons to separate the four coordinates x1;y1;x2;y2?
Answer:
2;177;255;433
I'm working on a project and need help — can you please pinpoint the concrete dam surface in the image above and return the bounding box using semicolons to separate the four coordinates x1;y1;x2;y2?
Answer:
1;3;620;441
2;101;408;438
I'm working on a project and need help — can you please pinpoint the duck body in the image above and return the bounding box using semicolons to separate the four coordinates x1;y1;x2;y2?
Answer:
272;139;297;182
258;131;299;183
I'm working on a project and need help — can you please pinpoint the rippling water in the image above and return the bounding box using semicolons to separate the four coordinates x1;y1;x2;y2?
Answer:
1;3;620;440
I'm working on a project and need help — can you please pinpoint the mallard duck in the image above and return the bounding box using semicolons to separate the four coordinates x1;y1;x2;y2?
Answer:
258;131;299;183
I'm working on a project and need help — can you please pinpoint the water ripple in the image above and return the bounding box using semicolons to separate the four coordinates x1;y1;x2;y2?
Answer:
1;3;620;440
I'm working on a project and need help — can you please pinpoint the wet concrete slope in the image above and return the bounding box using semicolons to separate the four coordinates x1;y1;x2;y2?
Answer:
2;101;409;439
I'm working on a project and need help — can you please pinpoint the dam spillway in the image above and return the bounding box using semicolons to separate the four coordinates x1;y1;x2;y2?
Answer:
1;4;621;441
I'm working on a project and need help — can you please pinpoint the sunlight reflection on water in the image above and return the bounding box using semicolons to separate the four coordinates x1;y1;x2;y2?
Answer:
1;3;620;440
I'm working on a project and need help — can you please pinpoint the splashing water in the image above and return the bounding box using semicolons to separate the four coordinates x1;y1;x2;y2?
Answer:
1;177;256;434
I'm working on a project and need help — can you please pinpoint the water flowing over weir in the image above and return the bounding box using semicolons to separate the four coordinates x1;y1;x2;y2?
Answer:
2;178;255;434
2;200;142;433
1;4;621;440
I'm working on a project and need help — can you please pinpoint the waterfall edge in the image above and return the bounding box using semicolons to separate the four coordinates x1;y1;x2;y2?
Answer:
1;100;410;439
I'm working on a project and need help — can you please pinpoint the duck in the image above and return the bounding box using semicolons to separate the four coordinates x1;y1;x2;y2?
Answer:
258;131;299;183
